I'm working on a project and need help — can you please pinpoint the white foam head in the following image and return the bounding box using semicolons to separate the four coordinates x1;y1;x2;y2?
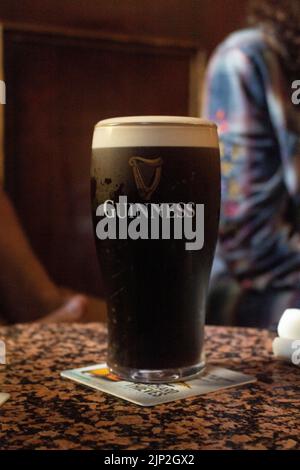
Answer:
92;116;218;149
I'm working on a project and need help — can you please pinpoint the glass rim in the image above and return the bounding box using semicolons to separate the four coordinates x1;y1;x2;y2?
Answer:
95;115;217;129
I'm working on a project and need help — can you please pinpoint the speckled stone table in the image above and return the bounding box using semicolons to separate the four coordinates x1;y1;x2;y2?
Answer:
0;323;299;450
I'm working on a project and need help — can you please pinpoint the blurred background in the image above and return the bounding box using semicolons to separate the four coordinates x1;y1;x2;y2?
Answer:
0;0;246;300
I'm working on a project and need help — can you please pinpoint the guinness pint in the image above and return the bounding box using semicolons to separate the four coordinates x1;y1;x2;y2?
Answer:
91;116;220;382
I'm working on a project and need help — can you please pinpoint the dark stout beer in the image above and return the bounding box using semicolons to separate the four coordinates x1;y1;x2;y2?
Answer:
91;116;220;382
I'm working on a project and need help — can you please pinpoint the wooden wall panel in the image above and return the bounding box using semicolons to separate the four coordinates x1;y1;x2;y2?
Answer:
4;30;193;295
0;26;4;184
0;0;247;53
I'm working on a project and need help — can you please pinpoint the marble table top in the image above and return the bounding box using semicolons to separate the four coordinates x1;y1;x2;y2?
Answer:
0;323;299;450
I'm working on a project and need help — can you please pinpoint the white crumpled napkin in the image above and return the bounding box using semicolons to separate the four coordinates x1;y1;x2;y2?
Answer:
272;309;300;366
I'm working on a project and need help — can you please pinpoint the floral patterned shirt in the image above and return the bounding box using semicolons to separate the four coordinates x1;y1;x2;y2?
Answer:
203;28;300;290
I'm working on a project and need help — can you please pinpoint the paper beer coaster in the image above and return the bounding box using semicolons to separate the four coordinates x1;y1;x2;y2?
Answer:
0;392;10;407
61;364;256;407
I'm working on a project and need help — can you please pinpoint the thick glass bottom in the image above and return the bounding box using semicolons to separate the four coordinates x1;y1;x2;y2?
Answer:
108;360;206;383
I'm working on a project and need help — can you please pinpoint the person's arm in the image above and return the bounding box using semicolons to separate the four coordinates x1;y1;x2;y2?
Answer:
202;41;300;288
262;47;300;203
0;187;68;321
203;41;300;205
0;187;108;323
202;45;272;228
261;46;300;230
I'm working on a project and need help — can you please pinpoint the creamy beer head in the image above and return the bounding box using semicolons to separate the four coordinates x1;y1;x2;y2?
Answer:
92;115;218;149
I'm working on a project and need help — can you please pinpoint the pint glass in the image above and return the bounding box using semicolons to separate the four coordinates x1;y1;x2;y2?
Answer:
91;116;220;382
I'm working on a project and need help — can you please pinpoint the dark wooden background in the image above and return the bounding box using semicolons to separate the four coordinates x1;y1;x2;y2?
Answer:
0;0;246;297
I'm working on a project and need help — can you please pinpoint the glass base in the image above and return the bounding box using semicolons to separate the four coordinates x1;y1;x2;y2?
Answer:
107;360;206;383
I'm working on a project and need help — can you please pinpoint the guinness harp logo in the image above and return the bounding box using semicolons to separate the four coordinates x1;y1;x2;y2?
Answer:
129;156;163;200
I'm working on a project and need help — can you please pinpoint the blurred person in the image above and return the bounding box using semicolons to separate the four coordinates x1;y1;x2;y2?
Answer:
203;0;300;328
0;186;107;324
